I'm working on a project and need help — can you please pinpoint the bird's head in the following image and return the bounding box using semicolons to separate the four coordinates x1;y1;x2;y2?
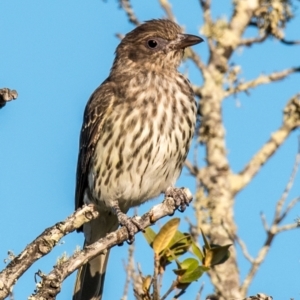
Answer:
112;19;203;73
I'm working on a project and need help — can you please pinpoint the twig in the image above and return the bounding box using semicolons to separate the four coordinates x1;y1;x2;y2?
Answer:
276;220;299;233
152;253;160;300
160;280;177;300
118;0;140;26
158;0;175;22
232;94;300;194
224;67;300;97
238;34;268;46
240;143;300;294
234;235;254;263
184;159;199;176
121;243;135;300
0;205;99;300
0;88;18;108
29;189;193;300
185;48;206;75
275;137;300;223
280;38;300;45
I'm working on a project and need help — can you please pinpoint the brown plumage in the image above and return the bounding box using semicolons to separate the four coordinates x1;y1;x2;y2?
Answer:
73;19;203;300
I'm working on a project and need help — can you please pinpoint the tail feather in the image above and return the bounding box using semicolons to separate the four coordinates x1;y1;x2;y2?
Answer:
73;249;110;300
73;211;119;300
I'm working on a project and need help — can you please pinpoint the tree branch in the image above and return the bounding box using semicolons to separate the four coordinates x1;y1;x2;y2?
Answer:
224;67;300;98
28;189;193;300
280;38;300;45
118;0;140;26
240;143;300;294
231;94;300;193
238;34;268;46
0;88;18;109
0;205;99;300
158;0;176;22
275;138;300;223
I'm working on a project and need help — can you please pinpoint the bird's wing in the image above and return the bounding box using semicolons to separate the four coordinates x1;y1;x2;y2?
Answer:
75;80;115;210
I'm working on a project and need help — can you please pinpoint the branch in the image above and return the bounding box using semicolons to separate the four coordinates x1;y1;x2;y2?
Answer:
224;67;300;97
184;159;199;177
118;0;140;26
234;235;254;263
121;243;135;300
158;0;175;22
0;205;99;300
238;34;268;46
280;38;300;45
0;88;18;109
275;139;300;223
29;189;193;300
231;94;300;193
240;145;300;294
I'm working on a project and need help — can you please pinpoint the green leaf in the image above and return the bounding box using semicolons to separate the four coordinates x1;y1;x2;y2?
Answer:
173;268;186;276
153;218;180;254
203;244;231;267
191;241;204;261
142;227;156;247
180;258;199;271
178;266;209;283
163;232;192;262
201;229;211;250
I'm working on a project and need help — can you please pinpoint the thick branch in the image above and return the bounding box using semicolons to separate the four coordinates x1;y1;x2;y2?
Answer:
224;67;300;97
29;189;193;300
0;88;18;108
0;205;99;300
231;94;300;193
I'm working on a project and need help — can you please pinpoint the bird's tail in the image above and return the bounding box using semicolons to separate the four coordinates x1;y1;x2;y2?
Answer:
73;211;119;300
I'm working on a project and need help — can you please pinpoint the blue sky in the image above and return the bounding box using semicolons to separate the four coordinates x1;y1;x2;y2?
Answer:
0;1;299;299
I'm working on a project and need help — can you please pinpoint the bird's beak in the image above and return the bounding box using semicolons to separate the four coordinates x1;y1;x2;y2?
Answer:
174;34;204;49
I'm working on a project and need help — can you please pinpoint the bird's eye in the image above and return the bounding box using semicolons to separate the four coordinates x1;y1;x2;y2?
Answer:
147;39;158;49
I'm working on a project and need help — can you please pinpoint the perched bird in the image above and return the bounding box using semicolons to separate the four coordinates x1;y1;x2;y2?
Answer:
73;19;203;300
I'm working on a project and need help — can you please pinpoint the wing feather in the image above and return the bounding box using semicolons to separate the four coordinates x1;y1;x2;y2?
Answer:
75;80;115;211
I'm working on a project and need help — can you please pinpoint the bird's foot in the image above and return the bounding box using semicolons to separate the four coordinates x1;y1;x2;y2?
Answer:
112;201;143;243
165;187;192;212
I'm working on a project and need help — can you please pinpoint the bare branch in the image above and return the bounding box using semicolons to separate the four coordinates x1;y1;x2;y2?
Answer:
184;159;199;176
158;0;175;22
280;38;300;45
260;212;269;232
0;205;99;300
234;235;254;263
199;0;212;29
121;243;135;300
238;34;268;46
118;0;140;26
276;221;299;233
224;67;300;97
160;280;177;300
0;88;18;108
280;197;300;224
185;47;207;76
275;139;300;223
240;144;300;294
29;189;193;300
231;95;300;194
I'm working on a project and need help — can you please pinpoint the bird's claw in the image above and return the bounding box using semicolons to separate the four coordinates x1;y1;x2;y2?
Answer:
117;213;143;244
165;187;191;212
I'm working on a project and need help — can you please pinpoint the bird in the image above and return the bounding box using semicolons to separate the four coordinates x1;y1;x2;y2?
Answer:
73;19;203;300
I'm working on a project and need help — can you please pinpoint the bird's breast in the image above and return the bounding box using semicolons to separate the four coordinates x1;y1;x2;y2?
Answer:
89;73;197;211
